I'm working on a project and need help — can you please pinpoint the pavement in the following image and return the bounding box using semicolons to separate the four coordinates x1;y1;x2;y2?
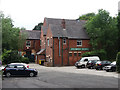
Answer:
2;63;119;88
28;63;119;78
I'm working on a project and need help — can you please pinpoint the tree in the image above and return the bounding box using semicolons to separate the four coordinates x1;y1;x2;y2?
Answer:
1;13;26;51
33;22;43;31
117;12;120;52
78;13;95;20
116;52;120;73
86;9;118;59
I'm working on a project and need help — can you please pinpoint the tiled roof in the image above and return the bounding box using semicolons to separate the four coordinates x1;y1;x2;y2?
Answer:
45;17;86;26
49;24;89;39
20;30;40;40
41;17;89;39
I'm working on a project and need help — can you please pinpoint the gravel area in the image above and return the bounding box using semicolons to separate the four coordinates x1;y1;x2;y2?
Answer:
28;63;119;78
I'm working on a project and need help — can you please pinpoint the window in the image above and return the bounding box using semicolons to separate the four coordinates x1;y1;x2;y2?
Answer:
74;52;77;56
77;40;82;46
47;39;49;46
63;38;66;44
40;40;41;46
17;65;24;68
78;52;81;56
69;52;72;56
84;59;88;61
26;41;31;47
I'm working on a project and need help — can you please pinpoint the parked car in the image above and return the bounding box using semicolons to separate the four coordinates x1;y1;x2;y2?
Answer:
3;63;38;77
75;56;100;68
103;61;116;72
0;66;5;71
10;63;29;68
95;61;111;70
86;60;99;69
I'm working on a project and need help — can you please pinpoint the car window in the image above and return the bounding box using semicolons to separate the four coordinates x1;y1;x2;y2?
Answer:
8;65;15;68
17;65;24;68
96;61;101;64
84;59;88;61
107;61;111;64
102;61;106;64
88;61;92;63
111;61;116;65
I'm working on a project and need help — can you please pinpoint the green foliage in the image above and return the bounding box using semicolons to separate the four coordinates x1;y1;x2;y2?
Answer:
21;57;29;64
1;13;26;51
78;13;95;20
82;49;107;60
2;49;29;64
33;22;43;31
116;52;120;73
117;12;120;52
85;9;118;59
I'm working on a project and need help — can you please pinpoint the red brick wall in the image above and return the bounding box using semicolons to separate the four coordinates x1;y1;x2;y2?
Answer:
69;39;90;65
23;39;41;52
52;38;91;66
41;29;46;49
46;26;53;63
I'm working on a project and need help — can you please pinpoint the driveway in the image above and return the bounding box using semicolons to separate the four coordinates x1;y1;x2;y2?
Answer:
2;63;119;88
28;63;119;78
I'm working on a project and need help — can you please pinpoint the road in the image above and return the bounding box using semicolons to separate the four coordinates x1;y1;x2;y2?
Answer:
2;64;119;89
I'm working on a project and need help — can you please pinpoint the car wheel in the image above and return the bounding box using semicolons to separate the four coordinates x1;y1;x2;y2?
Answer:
106;70;109;72
81;65;85;68
29;72;34;77
76;66;80;69
6;72;11;77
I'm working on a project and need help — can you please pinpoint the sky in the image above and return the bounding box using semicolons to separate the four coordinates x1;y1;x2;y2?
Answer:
1;0;120;30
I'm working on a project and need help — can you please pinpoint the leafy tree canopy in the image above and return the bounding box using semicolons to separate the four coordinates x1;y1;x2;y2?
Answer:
85;9;118;59
78;13;96;20
1;13;26;51
33;22;43;31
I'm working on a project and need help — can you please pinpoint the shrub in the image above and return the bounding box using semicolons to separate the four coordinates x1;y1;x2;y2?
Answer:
21;57;29;64
82;49;107;60
2;49;30;64
116;52;120;73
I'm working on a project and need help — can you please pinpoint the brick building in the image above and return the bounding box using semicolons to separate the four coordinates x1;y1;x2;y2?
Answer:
38;18;91;66
19;30;41;62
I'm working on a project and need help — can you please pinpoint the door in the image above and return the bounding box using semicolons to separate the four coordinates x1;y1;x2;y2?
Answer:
16;65;26;75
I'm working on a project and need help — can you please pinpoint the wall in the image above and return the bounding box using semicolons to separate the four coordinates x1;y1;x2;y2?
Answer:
46;26;53;63
52;38;90;66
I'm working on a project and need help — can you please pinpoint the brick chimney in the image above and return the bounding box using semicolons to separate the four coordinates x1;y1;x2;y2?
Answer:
61;19;66;30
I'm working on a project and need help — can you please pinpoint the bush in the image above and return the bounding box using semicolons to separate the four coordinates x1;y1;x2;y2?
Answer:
2;49;30;64
21;57;29;64
82;49;107;60
116;52;120;73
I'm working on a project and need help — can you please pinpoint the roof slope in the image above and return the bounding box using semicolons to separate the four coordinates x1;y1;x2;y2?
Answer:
20;30;40;39
42;17;89;39
49;24;89;39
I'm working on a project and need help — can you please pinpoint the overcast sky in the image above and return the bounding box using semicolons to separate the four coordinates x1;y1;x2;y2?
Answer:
1;0;120;30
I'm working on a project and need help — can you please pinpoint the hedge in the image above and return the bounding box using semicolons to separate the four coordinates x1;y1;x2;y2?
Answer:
81;49;107;60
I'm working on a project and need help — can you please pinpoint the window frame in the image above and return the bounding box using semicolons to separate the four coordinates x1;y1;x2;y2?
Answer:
69;52;72;56
47;39;49;46
74;52;77;57
77;40;82;46
26;41;31;47
63;38;66;44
